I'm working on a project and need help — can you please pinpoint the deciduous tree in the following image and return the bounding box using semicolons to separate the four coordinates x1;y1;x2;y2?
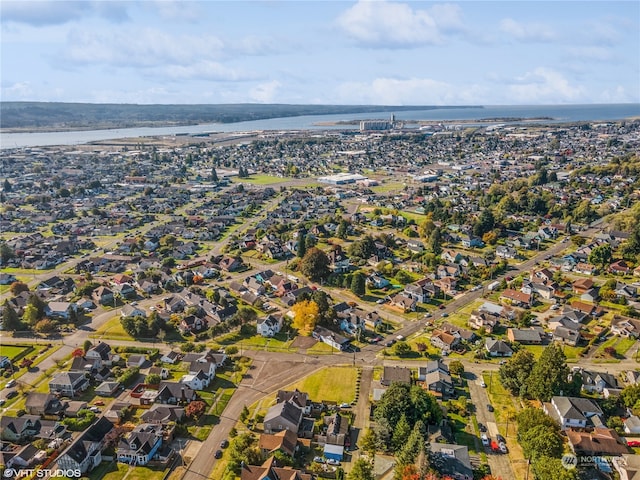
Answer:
498;349;535;397
299;247;331;281
291;300;319;336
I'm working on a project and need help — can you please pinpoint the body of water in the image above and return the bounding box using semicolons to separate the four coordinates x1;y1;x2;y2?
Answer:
1;103;638;149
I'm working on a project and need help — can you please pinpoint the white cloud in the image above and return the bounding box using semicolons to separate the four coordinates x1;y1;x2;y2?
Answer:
63;28;226;68
1;81;34;100
249;81;282;103
335;77;484;105
507;67;586;103
158;61;250;82
0;1;129;26
335;1;464;48
500;18;556;42
565;46;615;62
598;86;638;104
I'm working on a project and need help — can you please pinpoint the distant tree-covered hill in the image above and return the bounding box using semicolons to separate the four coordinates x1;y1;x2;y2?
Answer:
0;102;480;131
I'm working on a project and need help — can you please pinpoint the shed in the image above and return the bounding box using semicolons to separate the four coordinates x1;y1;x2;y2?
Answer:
323;443;344;461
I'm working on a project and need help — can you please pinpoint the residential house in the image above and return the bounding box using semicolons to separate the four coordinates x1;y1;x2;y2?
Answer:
257;315;282;337
57;417;115;474
461;235;484;248
573;278;595;295
430;329;461;353
469;311;498;333
424;371;455;399
179;372;208;391
92;286;114;306
1;415;42;442
120;305;146;318
507;328;543;345
239;457;312;480
611;316;640;338
554;326;581;346
49;372;90;397
441;323;477;342
485;338;513;357
567;427;629;456
263;400;304;435
24;393;67;417
610;260;631;275
578;369;620;394
276;390;311;415
319;413;349;461
160;351;181;364
258;430;298;458
155;382;197;404
496;246;517;259
500;289;532;307
95;381;121;397
581;288;600;303
327;247;350;273
390;293;417;312
85;342;113;367
219;256;243;272
545;396;603;430
312;327;351;351
624;416;640;435
612;454;640;480
417;360;449;382
117;423;164;465
127;355;146;368
45;302;77;320
381;366;412;387
140;405;185;424
429;443;473;480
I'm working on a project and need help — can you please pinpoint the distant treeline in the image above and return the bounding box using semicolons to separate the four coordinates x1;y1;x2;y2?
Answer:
0;102;481;131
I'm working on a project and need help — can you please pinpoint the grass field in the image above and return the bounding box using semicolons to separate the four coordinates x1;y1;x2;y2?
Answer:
91;315;134;340
127;466;167;480
615;337;638;357
85;461;129;480
0;345;31;360
306;341;337;355
283;366;359;403
370;181;406;194
236;174;291;185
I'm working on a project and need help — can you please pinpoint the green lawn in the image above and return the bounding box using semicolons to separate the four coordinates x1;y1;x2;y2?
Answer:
615;337;638;357
0;345;31;360
306;341;337;355
91;315;134;340
235;174;291;185
522;344;580;361
283;366;359;403
84;461;129;480
127;466;167;480
370;181;405;194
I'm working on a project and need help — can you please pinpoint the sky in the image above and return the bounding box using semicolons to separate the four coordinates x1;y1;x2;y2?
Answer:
1;1;639;106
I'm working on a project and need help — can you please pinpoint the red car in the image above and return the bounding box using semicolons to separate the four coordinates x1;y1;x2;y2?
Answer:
628;440;640;447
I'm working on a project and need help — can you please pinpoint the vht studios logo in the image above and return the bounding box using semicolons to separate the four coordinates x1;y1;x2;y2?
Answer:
3;469;82;478
562;454;612;470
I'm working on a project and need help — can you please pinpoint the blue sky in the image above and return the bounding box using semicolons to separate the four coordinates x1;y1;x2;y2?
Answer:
1;1;638;105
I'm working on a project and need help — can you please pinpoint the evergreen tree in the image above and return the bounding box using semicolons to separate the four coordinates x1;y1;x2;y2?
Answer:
2;301;21;331
211;167;219;182
297;230;307;258
3;179;11;192
392;414;411;451
526;343;569;401
350;272;366;297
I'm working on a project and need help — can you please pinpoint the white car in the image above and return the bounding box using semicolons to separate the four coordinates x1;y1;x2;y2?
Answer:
326;459;340;466
5;379;16;388
481;434;489;446
313;456;325;464
480;381;487;388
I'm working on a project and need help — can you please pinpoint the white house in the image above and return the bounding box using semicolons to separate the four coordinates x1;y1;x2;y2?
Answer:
546;396;603;430
180;373;208;391
257;314;283;337
624;415;640;435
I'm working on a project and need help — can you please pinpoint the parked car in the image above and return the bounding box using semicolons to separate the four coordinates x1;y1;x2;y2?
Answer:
215;450;223;459
220;439;229;449
478;423;487;432
496;434;506;444
6;391;18;399
370;335;383;343
340;403;351;409
480;381;487;388
628;440;640;447
481;434;489;446
376;298;385;304
499;442;508;454
487;404;494;412
0;399;6;406
326;459;340;466
5;379;16;388
313;456;325;464
94;400;105;406
441;312;449;317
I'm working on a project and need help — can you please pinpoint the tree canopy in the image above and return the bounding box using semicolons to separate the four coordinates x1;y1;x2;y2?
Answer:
298;247;331;281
